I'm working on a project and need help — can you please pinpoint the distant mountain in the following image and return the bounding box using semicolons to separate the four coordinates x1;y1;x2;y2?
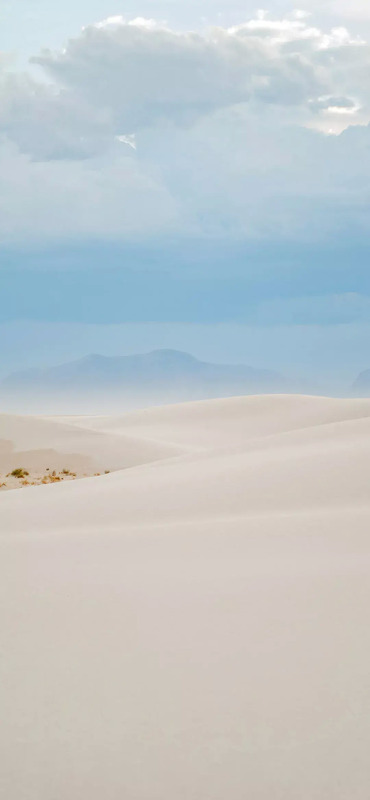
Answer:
352;369;370;395
0;349;286;412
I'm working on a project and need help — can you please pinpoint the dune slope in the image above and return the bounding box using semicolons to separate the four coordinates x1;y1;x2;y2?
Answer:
0;412;181;488
1;394;370;799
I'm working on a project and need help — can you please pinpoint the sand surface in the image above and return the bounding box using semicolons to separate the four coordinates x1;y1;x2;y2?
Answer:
0;412;181;490
1;394;370;798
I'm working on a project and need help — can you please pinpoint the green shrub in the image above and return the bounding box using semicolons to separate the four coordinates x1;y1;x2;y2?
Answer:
10;468;29;479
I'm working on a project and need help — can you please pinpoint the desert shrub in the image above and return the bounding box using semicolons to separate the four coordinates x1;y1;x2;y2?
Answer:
10;468;29;479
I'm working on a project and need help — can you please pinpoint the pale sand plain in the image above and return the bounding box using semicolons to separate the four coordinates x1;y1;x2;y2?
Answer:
1;394;370;799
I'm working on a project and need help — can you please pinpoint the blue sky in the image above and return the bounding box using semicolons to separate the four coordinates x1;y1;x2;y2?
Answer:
1;0;370;389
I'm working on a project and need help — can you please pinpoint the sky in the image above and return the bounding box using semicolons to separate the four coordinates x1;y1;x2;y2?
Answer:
1;0;370;390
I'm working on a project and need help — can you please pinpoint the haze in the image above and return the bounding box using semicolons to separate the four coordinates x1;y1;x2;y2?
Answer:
2;3;370;799
2;1;370;386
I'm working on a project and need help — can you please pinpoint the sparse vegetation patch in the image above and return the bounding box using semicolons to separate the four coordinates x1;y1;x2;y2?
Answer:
9;468;29;479
0;468;111;492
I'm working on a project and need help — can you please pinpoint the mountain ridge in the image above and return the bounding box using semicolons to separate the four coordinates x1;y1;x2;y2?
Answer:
0;349;287;412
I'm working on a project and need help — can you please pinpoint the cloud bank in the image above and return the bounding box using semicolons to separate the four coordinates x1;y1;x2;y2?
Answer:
0;11;370;245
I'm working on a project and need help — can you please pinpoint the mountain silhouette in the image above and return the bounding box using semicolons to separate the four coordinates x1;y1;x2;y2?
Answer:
0;349;286;411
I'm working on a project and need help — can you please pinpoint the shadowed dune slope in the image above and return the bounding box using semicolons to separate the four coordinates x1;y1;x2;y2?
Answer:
0;412;182;476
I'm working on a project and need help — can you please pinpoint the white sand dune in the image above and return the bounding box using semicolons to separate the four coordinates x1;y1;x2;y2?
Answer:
61;392;370;449
0;412;181;483
1;394;370;798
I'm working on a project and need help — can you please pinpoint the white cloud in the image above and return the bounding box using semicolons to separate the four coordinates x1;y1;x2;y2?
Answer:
1;12;370;244
94;16;160;31
31;13;369;135
0;71;114;161
291;10;312;21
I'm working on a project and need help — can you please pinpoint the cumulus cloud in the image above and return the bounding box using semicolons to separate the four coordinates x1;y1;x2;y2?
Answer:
1;12;370;245
31;13;367;135
0;70;113;161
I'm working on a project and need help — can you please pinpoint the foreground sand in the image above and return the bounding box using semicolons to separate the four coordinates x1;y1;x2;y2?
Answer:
1;394;370;798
